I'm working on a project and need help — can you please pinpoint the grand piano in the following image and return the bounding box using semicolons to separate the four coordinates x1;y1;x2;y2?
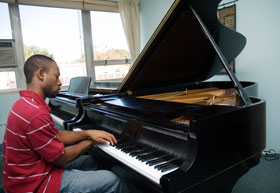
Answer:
48;76;92;130
49;76;121;130
66;0;266;192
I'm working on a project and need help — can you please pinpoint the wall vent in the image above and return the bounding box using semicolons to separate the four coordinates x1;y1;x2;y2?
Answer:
0;39;17;68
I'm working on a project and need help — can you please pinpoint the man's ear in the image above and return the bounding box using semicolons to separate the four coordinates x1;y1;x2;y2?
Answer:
36;68;46;81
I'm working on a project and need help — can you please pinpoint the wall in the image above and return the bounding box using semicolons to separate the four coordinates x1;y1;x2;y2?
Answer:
139;0;174;50
0;93;19;142
236;0;280;152
139;0;280;151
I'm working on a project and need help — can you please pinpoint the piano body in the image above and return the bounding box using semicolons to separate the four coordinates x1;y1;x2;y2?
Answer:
49;92;88;130
49;76;118;130
49;83;119;130
68;0;266;192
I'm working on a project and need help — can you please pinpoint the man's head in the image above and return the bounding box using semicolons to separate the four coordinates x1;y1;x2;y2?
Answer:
24;54;62;98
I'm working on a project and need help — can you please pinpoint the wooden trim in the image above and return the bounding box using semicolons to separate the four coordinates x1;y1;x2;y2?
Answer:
0;0;15;3
17;0;119;12
0;88;19;95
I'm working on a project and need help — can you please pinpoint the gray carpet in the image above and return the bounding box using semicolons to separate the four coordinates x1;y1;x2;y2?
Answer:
232;155;280;193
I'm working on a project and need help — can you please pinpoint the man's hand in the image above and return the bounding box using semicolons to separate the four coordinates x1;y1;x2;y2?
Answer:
53;130;117;167
85;130;117;145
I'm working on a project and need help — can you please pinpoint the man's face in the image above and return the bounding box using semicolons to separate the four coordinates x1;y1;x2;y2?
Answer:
43;62;62;98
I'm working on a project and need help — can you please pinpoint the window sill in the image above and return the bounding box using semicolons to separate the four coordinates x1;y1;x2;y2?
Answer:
0;89;19;95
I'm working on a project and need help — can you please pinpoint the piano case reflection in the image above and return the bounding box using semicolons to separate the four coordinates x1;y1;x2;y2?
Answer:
48;76;91;130
54;0;266;192
49;76;120;130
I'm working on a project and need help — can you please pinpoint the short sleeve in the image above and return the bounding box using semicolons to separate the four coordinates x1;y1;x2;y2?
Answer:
26;113;64;162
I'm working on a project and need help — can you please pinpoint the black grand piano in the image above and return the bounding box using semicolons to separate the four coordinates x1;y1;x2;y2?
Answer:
65;0;266;192
48;76;93;130
49;76;121;130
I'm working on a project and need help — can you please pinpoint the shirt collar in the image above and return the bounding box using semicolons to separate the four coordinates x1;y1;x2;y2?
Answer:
19;90;51;112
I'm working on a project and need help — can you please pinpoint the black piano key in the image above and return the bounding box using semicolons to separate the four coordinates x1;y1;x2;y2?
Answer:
136;150;163;161
113;141;126;147
154;157;180;171
146;153;172;165
114;143;131;149
122;146;145;154
154;162;173;170
128;148;146;155
136;149;156;156
120;145;134;150
159;164;178;173
130;148;153;157
113;139;129;146
137;153;157;162
121;146;137;153
130;151;146;157
125;146;142;152
146;158;166;166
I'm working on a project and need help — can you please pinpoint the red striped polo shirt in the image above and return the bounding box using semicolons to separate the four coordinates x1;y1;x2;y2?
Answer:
3;90;64;193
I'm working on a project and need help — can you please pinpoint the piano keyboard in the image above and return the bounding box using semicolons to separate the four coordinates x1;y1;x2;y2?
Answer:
96;142;179;184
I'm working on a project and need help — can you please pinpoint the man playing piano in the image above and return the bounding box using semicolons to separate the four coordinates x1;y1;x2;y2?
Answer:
3;54;129;193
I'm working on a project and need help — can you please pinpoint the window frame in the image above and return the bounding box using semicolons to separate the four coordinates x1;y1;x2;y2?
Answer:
0;1;130;94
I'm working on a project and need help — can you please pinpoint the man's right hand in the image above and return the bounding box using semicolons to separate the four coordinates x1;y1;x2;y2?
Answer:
85;130;117;145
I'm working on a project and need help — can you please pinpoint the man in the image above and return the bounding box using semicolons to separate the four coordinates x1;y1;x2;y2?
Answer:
3;55;129;193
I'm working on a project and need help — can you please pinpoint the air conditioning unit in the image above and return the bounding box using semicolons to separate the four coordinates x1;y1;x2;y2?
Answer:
0;39;17;68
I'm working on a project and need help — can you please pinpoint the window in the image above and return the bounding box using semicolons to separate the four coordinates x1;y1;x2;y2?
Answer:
0;2;12;39
0;3;16;90
19;5;86;86
0;71;16;90
90;11;130;81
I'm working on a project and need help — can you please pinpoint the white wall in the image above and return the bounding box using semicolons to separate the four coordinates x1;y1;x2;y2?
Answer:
0;93;19;142
139;0;280;152
236;0;280;152
139;0;174;49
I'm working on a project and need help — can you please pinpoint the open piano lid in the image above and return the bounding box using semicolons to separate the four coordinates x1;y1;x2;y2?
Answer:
119;0;247;100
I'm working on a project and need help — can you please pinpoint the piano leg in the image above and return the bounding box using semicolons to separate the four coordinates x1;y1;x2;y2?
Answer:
183;154;261;193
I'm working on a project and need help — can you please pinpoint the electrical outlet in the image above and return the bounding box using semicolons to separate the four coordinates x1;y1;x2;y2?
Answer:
0;122;6;143
0;122;7;129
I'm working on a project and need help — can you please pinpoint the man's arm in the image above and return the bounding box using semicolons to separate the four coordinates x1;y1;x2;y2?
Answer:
53;129;117;167
56;130;88;145
57;130;117;146
52;139;94;167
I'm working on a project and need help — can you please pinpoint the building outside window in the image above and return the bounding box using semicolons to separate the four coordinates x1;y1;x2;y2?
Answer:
90;11;130;81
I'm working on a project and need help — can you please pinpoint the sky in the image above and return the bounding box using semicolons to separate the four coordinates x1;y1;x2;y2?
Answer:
0;2;128;63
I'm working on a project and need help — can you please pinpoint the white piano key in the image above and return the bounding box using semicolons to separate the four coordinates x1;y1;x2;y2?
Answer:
96;144;178;184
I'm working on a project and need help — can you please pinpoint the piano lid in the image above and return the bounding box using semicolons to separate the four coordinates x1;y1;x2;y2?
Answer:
119;0;246;93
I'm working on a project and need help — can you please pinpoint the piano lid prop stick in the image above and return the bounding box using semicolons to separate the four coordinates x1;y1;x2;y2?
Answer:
190;5;252;106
